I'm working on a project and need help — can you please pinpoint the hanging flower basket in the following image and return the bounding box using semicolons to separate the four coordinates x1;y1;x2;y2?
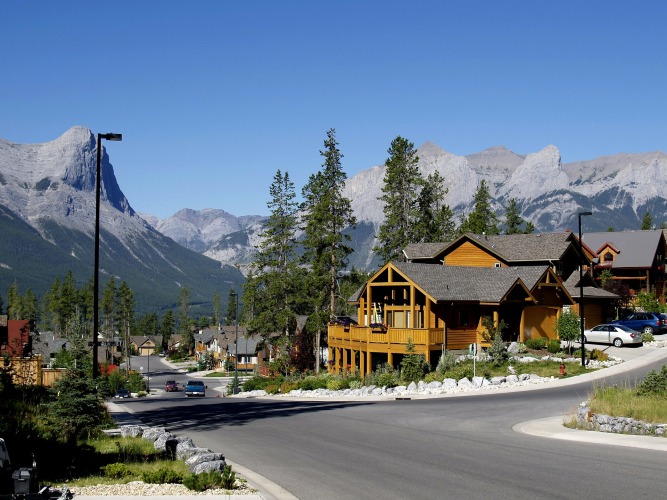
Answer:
370;323;387;332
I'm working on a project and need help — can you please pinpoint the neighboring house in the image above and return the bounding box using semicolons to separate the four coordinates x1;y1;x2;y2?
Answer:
329;231;617;376
0;316;31;357
582;230;667;302
130;335;162;356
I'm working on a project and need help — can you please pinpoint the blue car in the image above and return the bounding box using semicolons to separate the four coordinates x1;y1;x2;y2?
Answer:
610;312;666;334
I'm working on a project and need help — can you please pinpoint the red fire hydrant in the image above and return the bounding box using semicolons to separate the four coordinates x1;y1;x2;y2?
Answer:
559;362;566;377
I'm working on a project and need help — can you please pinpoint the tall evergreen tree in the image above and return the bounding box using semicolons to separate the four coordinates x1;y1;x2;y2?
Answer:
178;287;193;353
226;288;238;326
212;290;221;327
21;288;39;328
460;180;500;235
160;309;175;352
246;169;301;349
101;277;117;337
375;136;422;262
504;198;524;234
117;281;135;369
60;271;78;336
641;210;653;230
412;171;456;242
301;129;356;372
7;282;21;320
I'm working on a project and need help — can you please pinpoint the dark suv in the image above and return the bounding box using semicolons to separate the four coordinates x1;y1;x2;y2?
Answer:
610;312;667;334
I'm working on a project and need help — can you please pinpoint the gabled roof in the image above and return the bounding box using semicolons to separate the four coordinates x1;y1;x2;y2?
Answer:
440;232;580;263
583;230;664;268
403;242;450;261
563;273;619;299
390;261;540;303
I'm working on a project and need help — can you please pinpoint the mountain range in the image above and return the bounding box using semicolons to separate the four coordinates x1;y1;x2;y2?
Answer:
1;127;666;313
0;126;244;314
146;140;667;271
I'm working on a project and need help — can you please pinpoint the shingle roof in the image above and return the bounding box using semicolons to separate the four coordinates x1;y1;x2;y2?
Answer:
563;273;619;299
392;261;545;303
449;232;577;262
403;242;449;261
583;230;664;268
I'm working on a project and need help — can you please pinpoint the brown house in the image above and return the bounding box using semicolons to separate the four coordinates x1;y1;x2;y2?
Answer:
328;232;617;376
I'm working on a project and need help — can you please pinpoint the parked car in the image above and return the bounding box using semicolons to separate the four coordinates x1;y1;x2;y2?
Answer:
609;312;667;334
184;380;206;397
165;380;178;392
114;388;131;398
583;324;643;347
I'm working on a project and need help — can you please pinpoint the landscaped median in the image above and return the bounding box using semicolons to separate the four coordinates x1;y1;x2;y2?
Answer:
233;353;623;400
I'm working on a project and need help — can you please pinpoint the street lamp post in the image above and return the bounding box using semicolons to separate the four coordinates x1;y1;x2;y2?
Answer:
579;211;592;368
146;341;150;393
231;290;239;394
93;133;122;379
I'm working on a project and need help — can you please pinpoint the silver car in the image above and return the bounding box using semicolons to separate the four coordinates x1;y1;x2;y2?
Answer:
583;324;643;347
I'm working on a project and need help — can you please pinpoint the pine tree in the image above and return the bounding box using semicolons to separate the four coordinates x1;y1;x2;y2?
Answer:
101;277;117;337
118;281;135;370
301;129;356;372
21;288;39;328
641;210;653;230
212;290;221;327
178;287;193;353
7;282;21;320
226;289;238;326
461;180;500;235
160;310;175;352
504;198;524;234
375;136;422;262
247;169;301;351
412;171;456;243
60;271;79;336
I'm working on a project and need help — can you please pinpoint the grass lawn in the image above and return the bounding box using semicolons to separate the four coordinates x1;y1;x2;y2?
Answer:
588;385;667;424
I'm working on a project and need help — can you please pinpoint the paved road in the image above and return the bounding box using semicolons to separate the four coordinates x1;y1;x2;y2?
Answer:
117;349;667;499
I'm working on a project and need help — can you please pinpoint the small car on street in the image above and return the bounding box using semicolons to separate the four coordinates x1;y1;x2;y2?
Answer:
583;323;643;347
114;388;131;398
165;380;178;392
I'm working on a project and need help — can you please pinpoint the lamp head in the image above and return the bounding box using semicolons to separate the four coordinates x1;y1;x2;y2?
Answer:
579;211;593;217
99;133;122;141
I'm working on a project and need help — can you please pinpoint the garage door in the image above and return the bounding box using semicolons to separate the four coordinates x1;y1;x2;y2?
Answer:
523;306;558;341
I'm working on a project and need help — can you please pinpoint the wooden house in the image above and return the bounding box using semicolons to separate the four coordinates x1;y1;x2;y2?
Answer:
329;231;617;376
583;230;667;302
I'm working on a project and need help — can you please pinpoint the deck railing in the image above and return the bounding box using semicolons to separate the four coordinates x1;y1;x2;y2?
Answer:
328;324;444;346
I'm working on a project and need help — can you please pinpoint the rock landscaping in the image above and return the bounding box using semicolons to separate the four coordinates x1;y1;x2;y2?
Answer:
575;402;667;438
235;355;623;399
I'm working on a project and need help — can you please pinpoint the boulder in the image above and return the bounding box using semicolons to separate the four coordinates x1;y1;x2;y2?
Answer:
442;378;457;389
407;381;417;392
153;432;175;451
142;427;168;441
505;375;519;385
507;342;519;354
186;452;226;469
177;446;211;461
490;376;506;385
191;460;227;474
472;376;485;388
120;425;144;438
427;381;442;389
457;377;473;388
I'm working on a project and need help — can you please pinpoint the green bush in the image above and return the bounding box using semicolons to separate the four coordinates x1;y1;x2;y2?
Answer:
348;379;364;389
436;350;457;374
637;365;667;396
424;372;442;383
525;338;548;350
326;378;343;391
547;339;561;354
442;362;474;381
183;468;234;492
103;463;132;479
642;331;654;342
241;376;267;392
487;334;508;366
142;467;183;484
590;349;609;361
300;375;330;390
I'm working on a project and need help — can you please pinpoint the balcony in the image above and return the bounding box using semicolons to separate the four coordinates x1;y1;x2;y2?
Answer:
328;324;444;347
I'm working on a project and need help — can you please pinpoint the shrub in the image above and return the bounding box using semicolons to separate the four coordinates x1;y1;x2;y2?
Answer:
242;376;267;392
424;372;442;383
555;310;581;354
547;339;561;354
326;378;342;391
103;463;132;479
525;338;548;350
376;372;397;388
637;365;667;396
299;375;329;391
443;363;474;381
183;469;231;492
436;350;457;374
589;349;609;361
221;465;236;489
142;467;183;484
400;338;429;383
487;333;508;366
348;380;364;390
642;331;654;342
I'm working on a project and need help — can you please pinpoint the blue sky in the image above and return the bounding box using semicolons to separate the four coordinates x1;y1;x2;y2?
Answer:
2;1;665;218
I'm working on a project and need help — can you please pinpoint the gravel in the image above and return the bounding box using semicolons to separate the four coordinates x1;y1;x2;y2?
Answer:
69;480;257;496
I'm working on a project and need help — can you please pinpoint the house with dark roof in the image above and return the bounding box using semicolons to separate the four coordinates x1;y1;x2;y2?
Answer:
582;230;667;302
329;232;618;375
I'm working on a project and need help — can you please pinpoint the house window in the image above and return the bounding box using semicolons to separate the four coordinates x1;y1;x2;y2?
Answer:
494;262;501;268
458;310;469;327
604;252;613;262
